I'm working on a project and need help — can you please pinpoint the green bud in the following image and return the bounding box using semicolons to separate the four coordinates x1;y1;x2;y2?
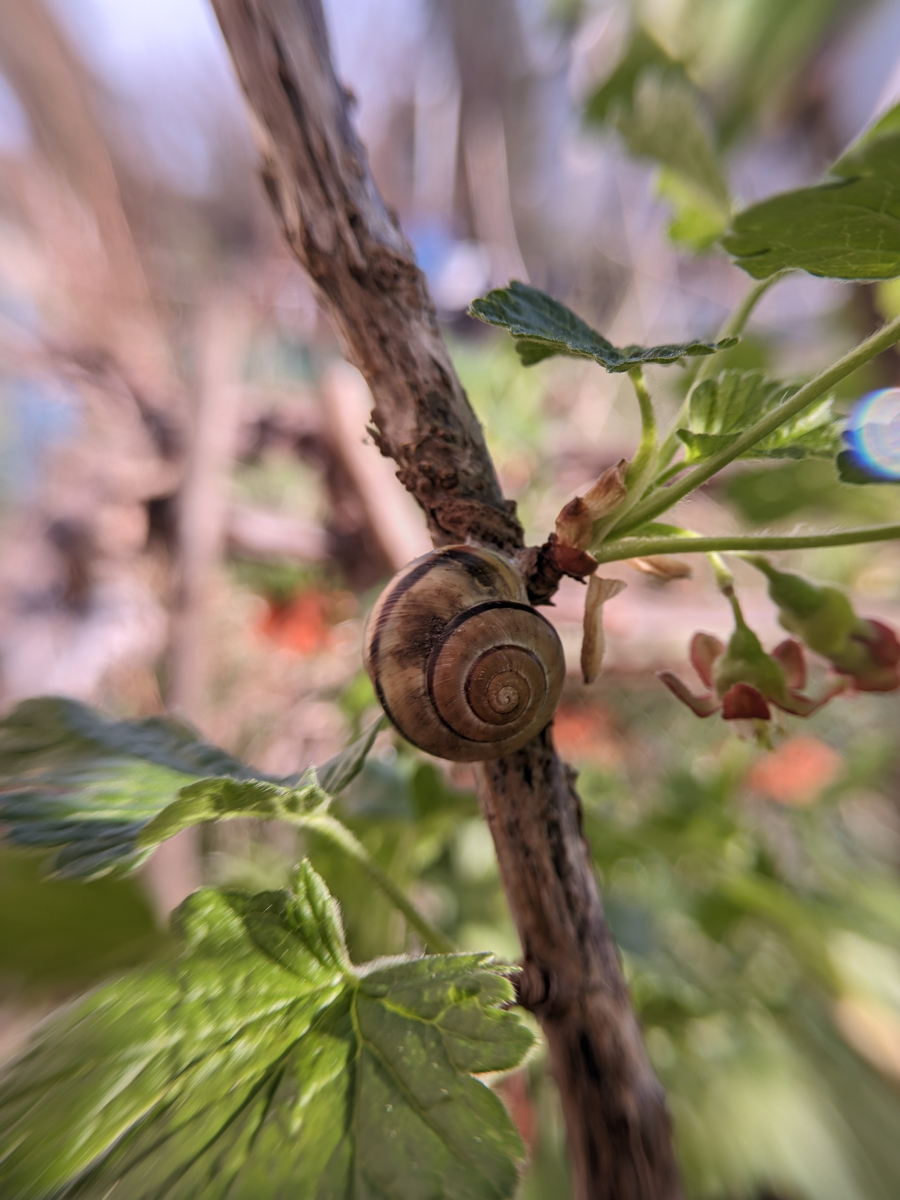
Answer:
715;623;787;704
745;557;860;657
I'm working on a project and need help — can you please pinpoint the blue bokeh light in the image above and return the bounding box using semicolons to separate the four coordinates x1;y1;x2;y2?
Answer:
846;388;900;479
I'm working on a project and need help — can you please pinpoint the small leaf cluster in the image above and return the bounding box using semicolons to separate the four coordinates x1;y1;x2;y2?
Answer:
585;29;730;250
677;370;842;464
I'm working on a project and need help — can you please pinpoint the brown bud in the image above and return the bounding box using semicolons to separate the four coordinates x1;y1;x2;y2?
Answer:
547;535;599;580
581;575;627;684
628;555;692;581
581;460;628;521
555;497;593;550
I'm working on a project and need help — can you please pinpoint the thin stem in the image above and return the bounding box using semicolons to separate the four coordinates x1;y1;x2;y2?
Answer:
615;309;900;535
707;552;734;593
656;272;788;469
626;367;658;477
591;523;900;566
695;273;788;386
593;367;659;540
300;813;456;953
649;461;689;490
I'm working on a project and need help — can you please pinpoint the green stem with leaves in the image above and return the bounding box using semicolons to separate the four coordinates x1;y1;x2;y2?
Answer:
590;523;900;566
612;308;900;535
300;813;455;953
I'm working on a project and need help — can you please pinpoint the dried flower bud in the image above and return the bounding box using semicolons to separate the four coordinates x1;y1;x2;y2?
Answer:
581;460;628;521
555;462;628;552
627;556;693;581
555;497;593;549
546;534;598;581
581;576;627;684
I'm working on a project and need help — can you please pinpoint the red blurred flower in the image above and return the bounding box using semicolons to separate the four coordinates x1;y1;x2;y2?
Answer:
828;618;900;692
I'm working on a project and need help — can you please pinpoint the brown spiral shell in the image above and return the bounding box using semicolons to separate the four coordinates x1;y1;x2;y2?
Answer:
364;545;566;761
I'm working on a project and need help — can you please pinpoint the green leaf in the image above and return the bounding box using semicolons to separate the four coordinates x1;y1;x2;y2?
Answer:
583;29;730;252
676;369;843;463
657;169;730;252
584;27;684;126
0;861;533;1200
469;281;736;372
316;715;387;795
0;698;329;879
0;847;168;988
723;101;900;280
613;72;731;240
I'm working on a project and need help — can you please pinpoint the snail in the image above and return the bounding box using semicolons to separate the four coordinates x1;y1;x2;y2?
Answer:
364;545;566;761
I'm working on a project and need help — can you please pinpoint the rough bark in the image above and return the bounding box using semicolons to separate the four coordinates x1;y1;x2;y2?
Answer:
478;730;680;1199
211;0;520;552
211;2;681;1196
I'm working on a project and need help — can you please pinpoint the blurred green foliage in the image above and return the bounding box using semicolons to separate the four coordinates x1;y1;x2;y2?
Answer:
0;864;533;1200
0;847;167;992
588;0;864;149
316;680;900;1199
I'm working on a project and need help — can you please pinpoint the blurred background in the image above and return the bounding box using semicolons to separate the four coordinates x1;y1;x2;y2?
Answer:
2;0;900;1196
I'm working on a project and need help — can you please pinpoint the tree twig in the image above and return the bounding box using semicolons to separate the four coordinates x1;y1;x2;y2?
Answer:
210;3;681;1195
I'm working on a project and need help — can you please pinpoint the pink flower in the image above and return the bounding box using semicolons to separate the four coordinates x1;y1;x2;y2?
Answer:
659;630;844;722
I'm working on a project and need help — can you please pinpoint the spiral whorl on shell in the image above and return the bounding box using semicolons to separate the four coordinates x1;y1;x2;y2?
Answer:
364;545;566;762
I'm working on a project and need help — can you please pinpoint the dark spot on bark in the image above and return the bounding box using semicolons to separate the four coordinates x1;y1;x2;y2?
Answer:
260;167;285;225
578;1029;603;1084
274;38;305;129
585;1128;602;1179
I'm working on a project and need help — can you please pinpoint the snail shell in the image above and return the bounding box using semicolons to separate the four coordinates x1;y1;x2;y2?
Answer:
364;545;566;761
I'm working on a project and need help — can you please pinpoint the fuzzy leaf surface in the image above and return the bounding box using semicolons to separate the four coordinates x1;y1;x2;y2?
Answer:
0;698;329;879
723;102;900;279
0;862;532;1200
676;369;843;463
470;281;735;372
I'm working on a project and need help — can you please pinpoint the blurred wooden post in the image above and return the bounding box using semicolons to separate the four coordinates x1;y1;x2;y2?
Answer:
145;298;251;916
320;362;430;572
